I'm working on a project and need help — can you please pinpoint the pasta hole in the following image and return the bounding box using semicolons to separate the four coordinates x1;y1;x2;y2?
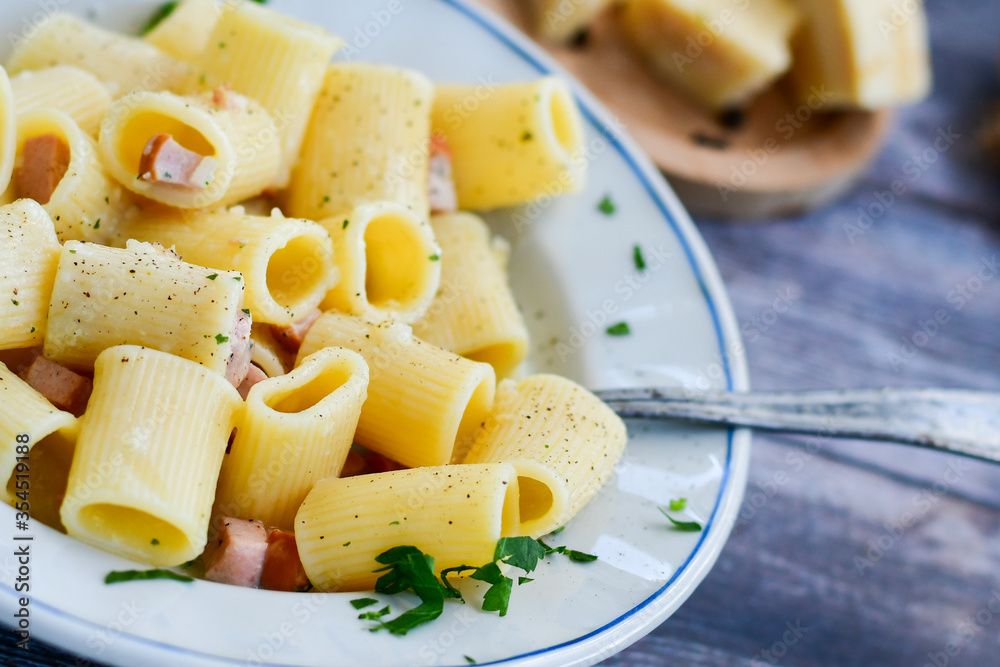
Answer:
548;85;580;155
266;235;330;313
5;431;75;533
517;476;554;523
467;343;519;378
500;475;520;536
264;365;350;414
452;375;495;462
77;504;188;555
364;212;430;309
119;111;215;176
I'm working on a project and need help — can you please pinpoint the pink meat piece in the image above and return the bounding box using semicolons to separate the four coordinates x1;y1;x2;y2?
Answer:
212;83;244;112
138;134;217;189
225;307;253;388
428;133;457;213
259;530;310;592
269;308;322;353
17;134;71;205
237;364;268;400
20;356;92;416
202;518;269;588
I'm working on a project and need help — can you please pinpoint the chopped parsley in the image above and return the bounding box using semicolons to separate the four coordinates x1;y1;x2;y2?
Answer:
351;597;378;610
606;322;630;336
140;1;178;35
206;273;218;280
659;506;702;532
597;195;616;215
150;538;160;546
428;254;440;261
465;657;477;665
520;131;533;142
215;333;229;344
10;300;17;306
242;308;251;316
633;244;646;271
359;605;391;621
669;498;687;511
92;218;100;230
342;219;350;229
105;569;193;584
361;537;597;634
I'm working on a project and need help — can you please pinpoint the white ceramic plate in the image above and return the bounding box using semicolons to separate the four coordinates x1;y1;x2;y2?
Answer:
0;1;751;665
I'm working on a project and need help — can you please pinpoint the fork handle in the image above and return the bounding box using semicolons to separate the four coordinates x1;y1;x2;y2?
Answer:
593;388;1000;464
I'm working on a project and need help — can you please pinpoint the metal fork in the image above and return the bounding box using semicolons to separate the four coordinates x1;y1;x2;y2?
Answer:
593;388;1000;464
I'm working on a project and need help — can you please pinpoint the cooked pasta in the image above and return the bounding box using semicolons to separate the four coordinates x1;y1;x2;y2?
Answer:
284;63;434;219
7;108;129;243
44;240;249;382
144;0;222;64
99;89;280;209
10;66;112;138
0;199;61;351
187;0;342;185
431;76;586;210
114;206;337;326
6;12;193;98
462;374;628;537
318;201;441;325
60;345;243;566
215;347;369;531
296;463;520;591
297;313;496;468
412;212;529;378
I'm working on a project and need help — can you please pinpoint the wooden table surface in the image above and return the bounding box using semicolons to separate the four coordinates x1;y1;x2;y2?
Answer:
5;0;1000;665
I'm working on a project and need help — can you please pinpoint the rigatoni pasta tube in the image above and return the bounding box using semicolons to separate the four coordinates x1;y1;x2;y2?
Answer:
431;77;586;210
319;201;440;325
0;200;61;351
115;206;336;326
6;13;193;98
215;347;369;531
0;66;15;196
295;463;520;591
250;323;294;378
44;240;251;384
462;375;627;536
188;0;342;185
297;313;496;468
412;213;528;378
144;0;221;64
7;108;129;243
10;66;112;137
60;346;243;566
0;361;77;510
285;64;434;219
99;89;280;209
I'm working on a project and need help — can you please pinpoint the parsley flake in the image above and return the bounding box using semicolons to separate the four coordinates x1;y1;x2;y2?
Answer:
242;308;251;316
105;569;193;584
342;219;350;229
140;1;178;35
215;333;229;344
606;322;630;336
597;195;616;215
659;507;702;532
429;254;440;261
669;498;687;511
206;273;218;280
351;598;378;610
633;244;646;271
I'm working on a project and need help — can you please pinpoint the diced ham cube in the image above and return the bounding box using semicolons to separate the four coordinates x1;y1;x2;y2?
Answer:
428;133;457;214
260;529;311;592
203;518;269;588
237;364;268;400
20;356;92;416
138;134;218;189
269;308;322;353
225;307;253;388
17;134;71;205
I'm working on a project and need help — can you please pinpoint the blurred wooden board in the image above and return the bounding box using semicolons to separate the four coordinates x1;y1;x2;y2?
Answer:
476;0;894;220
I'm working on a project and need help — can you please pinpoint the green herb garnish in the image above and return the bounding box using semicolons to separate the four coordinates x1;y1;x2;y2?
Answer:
215;333;229;344
351;597;378;610
105;569;193;584
669;498;687;511
141;1;178;35
659;507;702;532
598;195;615;215
206;273;218;280
606;322;630;336
633;244;646;271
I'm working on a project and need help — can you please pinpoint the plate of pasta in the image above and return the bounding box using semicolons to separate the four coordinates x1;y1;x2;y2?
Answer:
0;0;750;665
